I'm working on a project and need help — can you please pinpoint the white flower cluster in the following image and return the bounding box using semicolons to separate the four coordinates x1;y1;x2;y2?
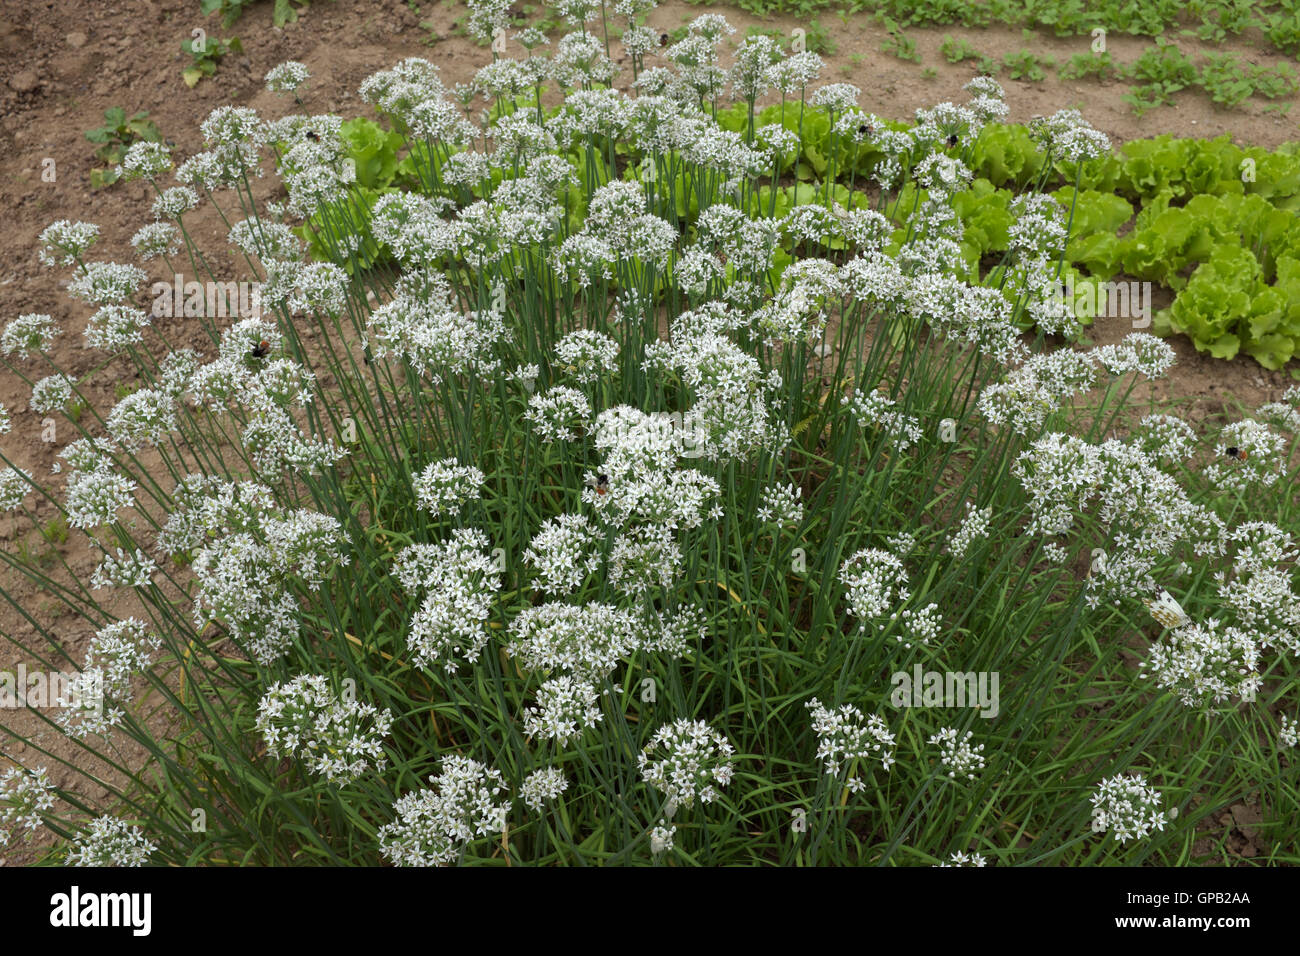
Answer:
378;755;509;866
522;674;603;745
525;385;592;442
53;669;116;741
586;408;723;529
1012;433;1225;606
0;766;55;846
643;327;790;465
753;257;840;345
1214;522;1300;655
255;675;394;785
392;528;502;672
607;524;682;596
1089;773;1169;844
152;186;200;221
523;512;602;594
755;482;804;527
90;548;158;590
265;60;310;93
519;766;569;812
1131;413;1197;463
807;698;897;791
554;329;620;384
642;604;708;657
119;141;172;182
842;387;923;450
1205;420;1286;494
412;458;485;518
164;476;350;663
936;851;989;866
649;822;676;855
1028;108;1111;164
977;349;1099;436
53;619;156;741
0;466;33;512
366;279;510;386
84;618;160;701
553;181;675;284
506;602;643;680
176;105;267;192
638;718;735;812
893;602;943;648
839;547;911;627
1091;332;1176;379
948;502;993;559
38;220;99;267
66;816;156;866
66;261;145;305
2;313;60;358
64;467;137;530
129;222;179;261
31;373;75;414
1142;615;1261;708
106;388;175;451
1280;715;1298;749
928;727;986;781
86;304;151;353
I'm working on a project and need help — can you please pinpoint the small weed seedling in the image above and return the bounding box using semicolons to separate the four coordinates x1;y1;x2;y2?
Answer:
182;32;242;87
85;107;161;189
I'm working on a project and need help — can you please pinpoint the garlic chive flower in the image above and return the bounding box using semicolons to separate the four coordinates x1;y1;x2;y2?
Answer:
928;727;986;781
1089;773;1169;844
638;718;736;812
85;305;150;352
522;674;604;745
412;458;486;518
255;675;394;786
38;220;99;267
807;698;897;789
265;60;310;93
90;548;158;590
378;755;509;866
66;262;145;306
393;528;503;672
2;313;60;359
118;140;172;181
523;513;602;595
130;222;180;261
0;767;55;846
66;816;156;867
519;767;569;812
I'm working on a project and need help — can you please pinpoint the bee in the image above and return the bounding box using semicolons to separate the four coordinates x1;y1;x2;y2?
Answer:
659;33;669;46
585;473;610;496
1224;446;1248;462
716;250;729;267
857;121;875;137
946;132;960;148
250;339;272;359
1142;588;1193;631
305;129;321;142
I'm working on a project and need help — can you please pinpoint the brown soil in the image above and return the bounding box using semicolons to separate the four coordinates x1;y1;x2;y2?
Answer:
0;0;1294;866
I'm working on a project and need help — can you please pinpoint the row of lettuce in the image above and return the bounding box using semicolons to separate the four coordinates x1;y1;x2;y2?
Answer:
306;101;1300;370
